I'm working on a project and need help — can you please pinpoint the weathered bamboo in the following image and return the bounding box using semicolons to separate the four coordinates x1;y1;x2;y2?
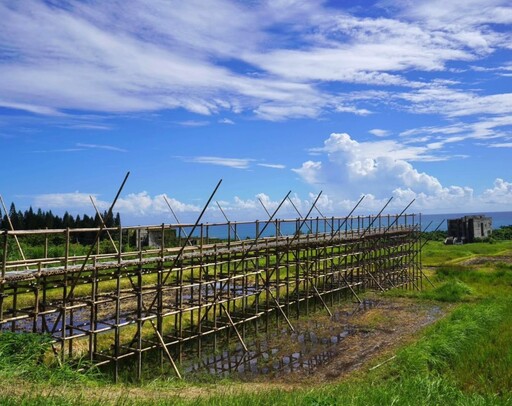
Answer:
0;212;421;381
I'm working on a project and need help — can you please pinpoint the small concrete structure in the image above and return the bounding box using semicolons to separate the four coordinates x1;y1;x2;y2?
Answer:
446;215;492;243
134;228;177;248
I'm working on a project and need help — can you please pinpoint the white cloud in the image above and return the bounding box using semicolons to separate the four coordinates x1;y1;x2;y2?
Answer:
0;100;64;116
292;161;323;184
33;192;97;210
32;191;200;218
317;132;443;162
176;120;210;127
395;0;512;28
257;163;286;169
488;142;512;148
369;129;390;137
28;176;512;224
293;132;477;211
115;193;199;216
335;105;372;115
76;143;127;152
480;178;512;204
217;192;335;220
0;1;326;120
398;86;512;118
0;0;510;122
398;115;512;146
186;156;254;169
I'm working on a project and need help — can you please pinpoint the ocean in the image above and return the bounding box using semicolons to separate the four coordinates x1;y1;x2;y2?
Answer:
421;211;512;231
185;211;512;239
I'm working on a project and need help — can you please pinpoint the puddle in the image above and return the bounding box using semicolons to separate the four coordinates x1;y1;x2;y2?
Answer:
184;327;355;378
1;305;128;336
0;280;261;336
183;301;382;379
183;297;445;382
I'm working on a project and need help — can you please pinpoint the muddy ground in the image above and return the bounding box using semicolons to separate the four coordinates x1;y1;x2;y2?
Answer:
262;296;444;384
460;255;512;266
183;294;447;386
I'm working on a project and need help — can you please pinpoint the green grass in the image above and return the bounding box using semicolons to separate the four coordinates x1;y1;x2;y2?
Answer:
0;332;100;385
2;244;512;405
422;240;512;266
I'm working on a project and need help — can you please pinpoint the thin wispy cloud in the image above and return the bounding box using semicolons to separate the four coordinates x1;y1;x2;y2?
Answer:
369;129;390;137
185;156;255;169
488;143;512;148
176;120;210;127
31;148;84;153
64;124;112;130
76;143;127;152
0;0;510;121
257;163;286;169
218;118;235;125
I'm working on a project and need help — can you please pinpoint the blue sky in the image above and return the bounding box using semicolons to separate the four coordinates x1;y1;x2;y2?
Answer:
0;0;511;225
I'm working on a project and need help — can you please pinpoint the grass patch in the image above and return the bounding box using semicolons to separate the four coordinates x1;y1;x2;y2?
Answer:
385;276;473;302
0;332;100;385
422;240;512;266
422;280;473;302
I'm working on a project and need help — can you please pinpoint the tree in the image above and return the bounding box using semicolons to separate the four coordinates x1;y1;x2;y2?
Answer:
8;203;21;229
114;212;121;227
0;202;122;235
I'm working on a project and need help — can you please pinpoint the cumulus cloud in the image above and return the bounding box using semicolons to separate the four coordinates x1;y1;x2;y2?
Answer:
28;175;512;224
32;192;200;219
480;178;512;204
293;132;480;211
33;192;97;210
293;161;323;184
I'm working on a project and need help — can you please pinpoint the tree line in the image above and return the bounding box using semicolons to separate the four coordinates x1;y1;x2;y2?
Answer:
0;202;121;231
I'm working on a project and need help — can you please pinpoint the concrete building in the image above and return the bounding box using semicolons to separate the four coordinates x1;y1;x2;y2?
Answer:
134;228;177;249
446;215;492;243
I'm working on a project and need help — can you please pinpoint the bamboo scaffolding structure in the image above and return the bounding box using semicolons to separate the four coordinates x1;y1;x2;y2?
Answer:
0;208;421;381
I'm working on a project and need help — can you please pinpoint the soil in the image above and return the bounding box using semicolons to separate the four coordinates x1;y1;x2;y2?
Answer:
236;295;447;385
459;256;512;266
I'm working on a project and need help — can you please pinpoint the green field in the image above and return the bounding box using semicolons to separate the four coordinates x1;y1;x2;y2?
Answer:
1;240;511;405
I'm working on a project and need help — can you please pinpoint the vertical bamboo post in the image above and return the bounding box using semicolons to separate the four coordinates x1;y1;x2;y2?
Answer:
114;225;122;383
89;256;97;364
62;228;70;363
44;228;48;258
158;224;165;368
198;244;203;359
1;231;7;276
136;248;143;381
11;285;17;332
0;231;7;322
419;213;423;290
33;262;41;333
178;260;184;364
